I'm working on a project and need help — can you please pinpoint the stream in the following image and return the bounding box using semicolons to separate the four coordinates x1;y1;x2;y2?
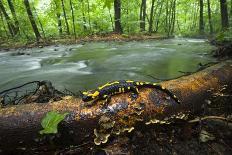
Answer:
0;38;217;93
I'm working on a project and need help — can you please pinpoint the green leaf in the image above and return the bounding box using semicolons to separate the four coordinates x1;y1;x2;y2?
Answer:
39;111;69;135
103;0;114;9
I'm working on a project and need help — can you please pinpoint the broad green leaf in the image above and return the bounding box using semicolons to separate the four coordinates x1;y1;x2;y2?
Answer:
39;111;69;135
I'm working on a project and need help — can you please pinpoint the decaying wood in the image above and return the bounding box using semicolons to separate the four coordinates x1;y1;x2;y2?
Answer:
0;61;232;152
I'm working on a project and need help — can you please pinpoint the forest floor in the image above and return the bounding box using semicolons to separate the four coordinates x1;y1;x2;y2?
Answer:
0;33;168;50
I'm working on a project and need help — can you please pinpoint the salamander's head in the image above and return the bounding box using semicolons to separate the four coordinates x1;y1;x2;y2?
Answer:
81;90;100;102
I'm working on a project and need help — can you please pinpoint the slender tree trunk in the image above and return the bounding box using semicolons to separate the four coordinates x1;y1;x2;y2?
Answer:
61;0;70;35
114;0;123;34
109;9;114;31
54;1;62;36
149;0;155;33
82;12;87;31
87;0;91;32
170;0;176;35
69;0;76;39
199;0;204;34
7;0;19;34
140;0;146;31
207;0;213;34
0;10;8;37
24;0;41;41
32;5;46;39
165;0;169;33
155;0;164;32
219;0;229;30
0;0;16;36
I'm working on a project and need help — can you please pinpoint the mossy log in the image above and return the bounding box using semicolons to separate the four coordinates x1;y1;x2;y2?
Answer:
0;61;232;152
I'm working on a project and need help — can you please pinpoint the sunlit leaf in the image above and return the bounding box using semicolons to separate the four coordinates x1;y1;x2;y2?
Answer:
39;111;69;134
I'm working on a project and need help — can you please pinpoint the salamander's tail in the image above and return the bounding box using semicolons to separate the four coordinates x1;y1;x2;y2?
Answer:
134;81;181;104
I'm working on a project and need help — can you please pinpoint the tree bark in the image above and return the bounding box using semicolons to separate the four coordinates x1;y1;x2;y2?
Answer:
149;0;155;33
87;0;91;32
0;10;8;37
61;0;70;35
24;0;41;42
140;0;146;32
0;61;232;152
207;0;213;34
154;0;164;32
7;0;19;34
32;5;46;39
114;0;123;34
69;0;76;39
54;1;62;36
199;0;204;34
219;0;229;30
0;0;16;36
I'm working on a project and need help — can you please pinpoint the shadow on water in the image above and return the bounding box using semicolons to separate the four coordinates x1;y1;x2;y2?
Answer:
0;38;217;92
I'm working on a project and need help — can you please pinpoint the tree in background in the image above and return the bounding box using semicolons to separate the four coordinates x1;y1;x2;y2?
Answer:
114;0;123;33
0;0;17;36
54;0;62;36
219;0;229;30
149;0;155;34
199;0;204;34
24;0;41;41
61;0;70;35
140;0;146;32
207;0;213;34
7;0;19;34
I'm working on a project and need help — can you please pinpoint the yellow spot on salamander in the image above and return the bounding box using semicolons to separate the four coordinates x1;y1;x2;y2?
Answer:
122;88;125;92
153;83;157;85
128;87;130;90
98;81;120;90
126;80;134;83
136;82;140;85
118;88;122;93
92;91;100;97
83;92;88;95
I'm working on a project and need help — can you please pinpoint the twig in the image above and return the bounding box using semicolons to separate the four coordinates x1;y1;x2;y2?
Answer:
188;116;232;123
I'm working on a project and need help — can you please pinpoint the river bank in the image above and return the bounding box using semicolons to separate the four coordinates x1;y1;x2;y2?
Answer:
0;33;169;50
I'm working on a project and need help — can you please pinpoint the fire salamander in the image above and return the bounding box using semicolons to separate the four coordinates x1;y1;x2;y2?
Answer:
81;80;180;105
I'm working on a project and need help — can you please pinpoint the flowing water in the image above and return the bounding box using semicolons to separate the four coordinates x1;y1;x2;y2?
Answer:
0;38;217;92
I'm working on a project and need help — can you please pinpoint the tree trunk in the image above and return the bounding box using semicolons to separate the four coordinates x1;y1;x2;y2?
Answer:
54;1;62;36
0;0;16;36
0;61;232;153
140;0;146;32
149;0;155;33
154;0;164;32
32;5;46;39
0;10;8;37
199;0;204;34
219;0;229;30
69;0;76;39
170;0;176;35
7;0;19;34
114;0;123;34
87;0;91;32
24;0;41;42
61;0;70;35
207;0;213;34
109;9;114;31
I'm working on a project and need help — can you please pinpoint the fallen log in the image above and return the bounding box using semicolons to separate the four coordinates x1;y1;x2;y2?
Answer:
0;61;232;153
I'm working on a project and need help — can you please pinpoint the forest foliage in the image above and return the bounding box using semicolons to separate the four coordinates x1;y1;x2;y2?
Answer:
0;0;231;43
